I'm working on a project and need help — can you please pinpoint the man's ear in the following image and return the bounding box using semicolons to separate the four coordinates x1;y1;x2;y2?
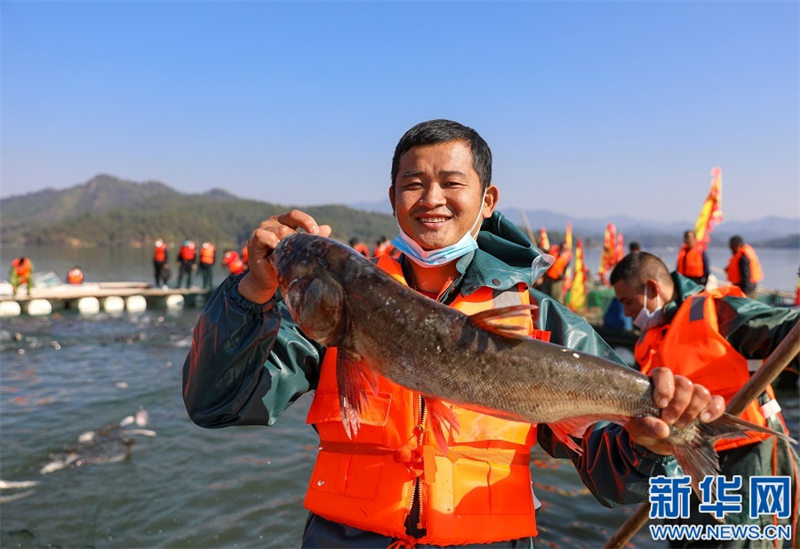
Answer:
645;279;659;300
388;185;396;217
483;185;499;217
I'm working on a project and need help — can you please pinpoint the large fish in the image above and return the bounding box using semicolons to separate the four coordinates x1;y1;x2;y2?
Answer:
269;233;790;494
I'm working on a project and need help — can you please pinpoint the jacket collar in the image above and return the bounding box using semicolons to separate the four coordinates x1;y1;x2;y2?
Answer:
460;210;544;296
660;271;706;324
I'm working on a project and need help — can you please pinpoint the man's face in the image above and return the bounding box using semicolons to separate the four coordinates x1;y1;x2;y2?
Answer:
612;279;646;319
389;140;497;251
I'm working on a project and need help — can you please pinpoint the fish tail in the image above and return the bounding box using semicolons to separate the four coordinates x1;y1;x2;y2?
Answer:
670;412;795;497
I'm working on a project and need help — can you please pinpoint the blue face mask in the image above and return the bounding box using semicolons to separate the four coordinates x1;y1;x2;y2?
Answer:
391;191;487;268
633;288;662;331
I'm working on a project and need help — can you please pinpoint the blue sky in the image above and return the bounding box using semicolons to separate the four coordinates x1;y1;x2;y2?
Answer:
2;0;798;223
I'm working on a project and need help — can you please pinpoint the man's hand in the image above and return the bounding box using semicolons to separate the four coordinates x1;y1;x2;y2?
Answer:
624;367;725;455
238;210;332;304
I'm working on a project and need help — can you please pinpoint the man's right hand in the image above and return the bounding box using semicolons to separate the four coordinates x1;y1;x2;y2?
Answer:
238;210;332;304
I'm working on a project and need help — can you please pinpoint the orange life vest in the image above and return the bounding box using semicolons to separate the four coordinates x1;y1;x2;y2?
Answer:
634;286;778;452
304;255;549;545
353;243;370;257
676;244;705;279
199;243;216;265
725;245;763;285
222;251;244;275
11;257;32;283
153;241;167;262
66;268;83;285
179;242;196;262
546;249;572;281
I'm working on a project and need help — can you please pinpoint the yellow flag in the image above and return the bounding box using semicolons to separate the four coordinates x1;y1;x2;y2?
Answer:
694;167;723;245
568;239;587;313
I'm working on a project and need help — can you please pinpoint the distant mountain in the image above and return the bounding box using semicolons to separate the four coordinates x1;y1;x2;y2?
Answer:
350;199;799;248
0;176;397;248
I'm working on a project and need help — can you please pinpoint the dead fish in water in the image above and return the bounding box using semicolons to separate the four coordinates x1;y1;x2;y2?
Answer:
40;409;155;475
0;480;38;504
269;233;793;495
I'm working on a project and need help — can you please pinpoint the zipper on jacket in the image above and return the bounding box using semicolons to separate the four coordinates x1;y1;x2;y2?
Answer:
404;394;427;537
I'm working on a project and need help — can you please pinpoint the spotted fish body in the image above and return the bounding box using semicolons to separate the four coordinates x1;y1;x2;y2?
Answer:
269;233;787;494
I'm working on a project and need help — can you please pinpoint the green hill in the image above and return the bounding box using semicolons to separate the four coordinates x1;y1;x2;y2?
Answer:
1;175;397;249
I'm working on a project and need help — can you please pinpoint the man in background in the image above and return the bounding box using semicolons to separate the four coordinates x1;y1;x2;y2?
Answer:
9;256;34;296
198;239;217;290
176;238;197;289
675;230;709;286
726;235;763;298
153;238;169;288
611;251;798;547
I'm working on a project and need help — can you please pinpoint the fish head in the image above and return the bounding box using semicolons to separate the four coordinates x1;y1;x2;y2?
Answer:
269;233;352;346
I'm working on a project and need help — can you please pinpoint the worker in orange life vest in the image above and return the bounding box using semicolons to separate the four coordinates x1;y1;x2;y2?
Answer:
153;238;169;287
372;235;394;258
66;266;84;285
184;119;729;547
198;240;217;290
611;251;799;544
176;238;197;289
348;237;370;257
9;256;34;296
675;230;709;286
726;235;763;299
222;249;245;276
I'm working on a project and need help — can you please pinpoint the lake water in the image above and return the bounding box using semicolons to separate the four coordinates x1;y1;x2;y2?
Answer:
0;244;798;548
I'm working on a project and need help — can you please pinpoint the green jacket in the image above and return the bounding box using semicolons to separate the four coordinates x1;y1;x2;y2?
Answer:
183;212;675;523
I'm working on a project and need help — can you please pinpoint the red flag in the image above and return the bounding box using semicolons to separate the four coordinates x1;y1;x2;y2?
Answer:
539;228;550;251
598;223;617;285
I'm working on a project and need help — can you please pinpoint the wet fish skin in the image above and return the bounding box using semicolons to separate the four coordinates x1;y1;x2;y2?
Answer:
271;233;654;423
269;233;790;493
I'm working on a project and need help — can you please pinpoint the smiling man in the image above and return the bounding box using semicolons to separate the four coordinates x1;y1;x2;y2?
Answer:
183;119;725;547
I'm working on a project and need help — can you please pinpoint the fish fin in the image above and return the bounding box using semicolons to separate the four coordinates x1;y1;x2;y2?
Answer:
335;348;370;439
468;304;539;340
668;413;795;499
547;415;627;455
426;397;460;455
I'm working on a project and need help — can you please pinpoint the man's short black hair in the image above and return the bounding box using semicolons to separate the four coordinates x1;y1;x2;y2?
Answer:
390;119;492;189
729;235;744;249
609;251;670;291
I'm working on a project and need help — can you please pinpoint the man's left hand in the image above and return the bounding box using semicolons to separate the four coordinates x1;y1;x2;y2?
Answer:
624;367;725;455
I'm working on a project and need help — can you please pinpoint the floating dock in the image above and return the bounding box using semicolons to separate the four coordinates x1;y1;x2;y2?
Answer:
0;282;211;317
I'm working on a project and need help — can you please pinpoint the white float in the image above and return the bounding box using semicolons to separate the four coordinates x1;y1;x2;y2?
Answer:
0;301;22;317
26;299;53;316
77;297;101;315
103;296;125;313
165;294;185;311
125;295;147;313
0;282;14;297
